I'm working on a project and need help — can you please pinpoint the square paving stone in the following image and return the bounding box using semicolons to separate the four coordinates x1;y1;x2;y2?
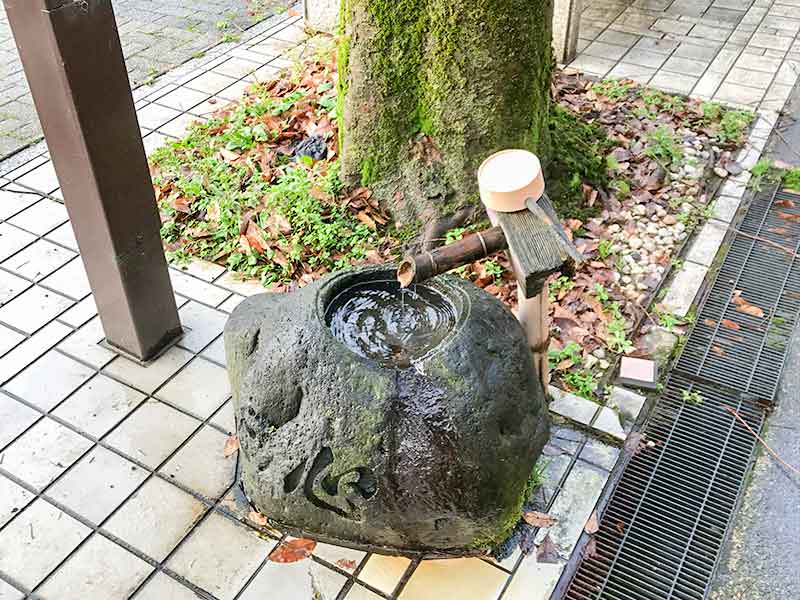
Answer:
157;358;230;419
502;555;564;600
201;335;227;365
169;269;231;306
52;374;145;438
593;406;627;441
177;301;228;352
57;317;117;369
103;346;193;395
1;239;75;281
0;269;29;306
238;559;315;600
134;572;202;600
0;474;34;527
153;86;210;111
357;555;412;595
160;426;235;499
7;199;69;236
58;295;97;328
0;222;36;261
47;446;148;524
184;71;239;95
166;512;274;600
0;285;73;334
579;439;621;471
0;390;39;448
136;103;182;129
0;187;40;220
618;356;658;388
661;261;707;317
0;417;92;490
313;541;366;574
0;322;72;384
0;498;90;590
4;350;94;410
14;161;60;193
548;386;599;426
105;400;198;469
176;258;226;283
35;534;153;600
0;578;24;600
398;558;508;600
104;477;206;561
44;220;78;250
211;400;235;434
40;258;91;300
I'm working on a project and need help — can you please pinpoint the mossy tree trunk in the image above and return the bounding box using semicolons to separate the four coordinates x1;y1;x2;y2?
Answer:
338;0;554;246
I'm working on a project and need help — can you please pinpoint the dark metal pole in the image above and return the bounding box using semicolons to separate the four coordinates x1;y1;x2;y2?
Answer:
4;0;181;361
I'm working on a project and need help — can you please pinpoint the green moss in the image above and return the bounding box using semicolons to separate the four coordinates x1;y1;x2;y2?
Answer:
544;104;614;220
336;0;351;152
360;157;375;187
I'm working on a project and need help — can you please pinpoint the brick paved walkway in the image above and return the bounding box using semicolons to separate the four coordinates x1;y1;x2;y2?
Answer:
0;0;288;159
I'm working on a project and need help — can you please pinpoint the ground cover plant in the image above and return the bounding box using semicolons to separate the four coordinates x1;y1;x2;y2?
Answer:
150;35;752;396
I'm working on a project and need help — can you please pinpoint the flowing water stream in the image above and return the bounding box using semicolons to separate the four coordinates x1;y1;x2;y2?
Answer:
326;279;457;369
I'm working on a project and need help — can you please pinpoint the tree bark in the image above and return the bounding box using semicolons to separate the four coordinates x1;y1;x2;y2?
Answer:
338;0;554;245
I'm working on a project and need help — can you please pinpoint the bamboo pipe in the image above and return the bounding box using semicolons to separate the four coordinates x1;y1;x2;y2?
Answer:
396;226;508;288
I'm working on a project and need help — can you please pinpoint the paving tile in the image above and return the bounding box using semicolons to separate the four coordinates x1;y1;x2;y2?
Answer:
0;417;92;489
693;69;726;98
167;512;274;600
621;47;668;68
44;220;78;250
607;386;647;426
4;350;94;410
0;324;24;357
52;374;145;438
103;346;193;395
134;572;202;600
0;578;24;600
142;131;170;156
592;406;627;442
14;161;60;193
652;18;693;35
308;561;349;600
40;258;91;299
568;54;616;77
583;40;631;61
357;555;411;595
174;258;227;283
711;194;742;223
685;218;728;266
7;199;69;236
735;52;783;73
313;542;366;574
662;55;709;77
0;269;29;306
153;87;210;112
1;239;75;281
0;499;90;590
161;426;235;499
36;534;153;600
184;71;239;95
136;103;182;129
0;474;34;527
201;335;227;366
0;390;39;448
212;57;261;79
649;71;698;94
724;66;775;88
57;295;97;327
57;316;118;369
105;399;199;469
749;32;793;51
169;269;231;306
238;556;316;600
539;453;573;506
159;113;205;138
662;261;707;318
0;188;41;221
214;271;265;297
177;301;228;352
715;81;765;107
48;446;148;524
157;357;230;419
211;400;235;434
105;476;206;561
0;285;73;334
548;386;599;426
503;556;565;600
633;36;679;55
0;322;72;384
217;293;247;313
0;222;36;261
398;558;508;600
248;38;295;58
607;62;656;84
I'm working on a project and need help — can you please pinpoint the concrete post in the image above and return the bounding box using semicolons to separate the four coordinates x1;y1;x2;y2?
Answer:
553;0;583;64
303;0;339;33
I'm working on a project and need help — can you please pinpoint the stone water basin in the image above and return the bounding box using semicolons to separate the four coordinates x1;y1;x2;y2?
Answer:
224;266;549;555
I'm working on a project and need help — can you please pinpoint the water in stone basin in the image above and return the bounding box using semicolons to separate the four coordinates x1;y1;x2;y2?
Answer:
325;279;456;369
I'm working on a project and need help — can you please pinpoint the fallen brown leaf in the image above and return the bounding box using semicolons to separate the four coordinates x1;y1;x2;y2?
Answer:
775;198;796;208
536;534;560;564
248;510;269;527
778;211;800;223
584;511;600;535
335;558;358;571
615;521;625;535
711;346;725;357
585;537;598;559
223;434;239;457
732;293;765;318
703;318;717;327
720;319;741;331
268;538;316;563
523;511;556;528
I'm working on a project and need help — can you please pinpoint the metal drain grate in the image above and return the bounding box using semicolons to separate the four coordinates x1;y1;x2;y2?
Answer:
675;187;800;404
562;374;765;600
